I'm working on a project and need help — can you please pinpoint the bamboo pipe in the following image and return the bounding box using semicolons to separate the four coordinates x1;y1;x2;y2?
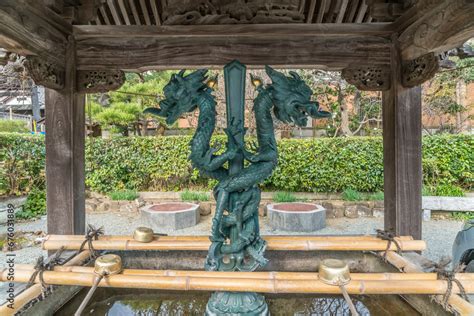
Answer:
43;234;415;242
2;269;473;295
0;251;91;316
383;251;474;315
12;265;474;281
42;237;426;252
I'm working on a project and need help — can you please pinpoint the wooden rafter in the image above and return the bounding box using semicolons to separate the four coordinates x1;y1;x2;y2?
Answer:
139;0;152;25
336;0;349;23
149;0;161;26
128;0;141;25
355;0;368;23
316;0;328;23
107;0;122;25
99;5;111;25
346;0;360;23
306;0;317;23
117;0;131;25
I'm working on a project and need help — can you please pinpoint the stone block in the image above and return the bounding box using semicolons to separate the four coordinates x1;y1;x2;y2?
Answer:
200;202;212;216
109;201;121;212
142;203;200;230
373;208;384;218
85;201;97;213
96;201;111;213
374;200;384;208
120;203;138;213
344;205;359;218
356;205;373;217
267;203;325;232
326;208;344;218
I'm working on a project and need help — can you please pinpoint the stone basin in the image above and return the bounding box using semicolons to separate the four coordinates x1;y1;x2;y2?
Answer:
267;202;326;232
141;202;200;230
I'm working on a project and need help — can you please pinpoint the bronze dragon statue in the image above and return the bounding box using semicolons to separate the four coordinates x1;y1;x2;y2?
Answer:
145;66;330;272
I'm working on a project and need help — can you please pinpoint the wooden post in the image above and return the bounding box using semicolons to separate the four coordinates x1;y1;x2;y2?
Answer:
382;36;422;239
45;38;85;235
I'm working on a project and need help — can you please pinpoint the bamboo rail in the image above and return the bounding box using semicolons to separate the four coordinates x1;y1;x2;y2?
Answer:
13;265;474;281
0;251;91;316
384;251;474;315
42;235;426;252
2;269;473;295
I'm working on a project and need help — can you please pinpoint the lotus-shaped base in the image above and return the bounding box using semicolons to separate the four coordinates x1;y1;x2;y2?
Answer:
206;291;269;316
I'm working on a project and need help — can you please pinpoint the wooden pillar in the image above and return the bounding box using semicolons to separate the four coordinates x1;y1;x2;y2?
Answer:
382;37;422;239
45;38;86;235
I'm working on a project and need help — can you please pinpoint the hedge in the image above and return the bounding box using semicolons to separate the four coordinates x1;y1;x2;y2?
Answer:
0;133;472;196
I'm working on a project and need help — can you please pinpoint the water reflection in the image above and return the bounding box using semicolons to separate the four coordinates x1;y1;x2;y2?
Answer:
58;290;418;316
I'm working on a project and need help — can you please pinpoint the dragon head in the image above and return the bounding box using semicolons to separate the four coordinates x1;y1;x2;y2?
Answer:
265;66;330;127
144;69;209;125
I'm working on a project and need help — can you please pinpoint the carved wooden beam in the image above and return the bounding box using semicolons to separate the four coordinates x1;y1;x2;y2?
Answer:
0;0;71;67
398;0;474;60
341;65;391;91
24;56;65;90
401;53;439;87
76;70;125;93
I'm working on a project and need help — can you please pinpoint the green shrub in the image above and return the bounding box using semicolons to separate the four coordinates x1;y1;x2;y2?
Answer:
451;212;474;221
0;120;29;133
272;192;298;203
342;188;363;201
109;190;139;201
366;191;384;201
16;188;46;219
180;190;210;202
0;133;472;196
431;184;465;197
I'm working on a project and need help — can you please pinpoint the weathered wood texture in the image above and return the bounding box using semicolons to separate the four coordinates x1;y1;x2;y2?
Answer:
74;24;393;71
382;36;422;239
45;38;85;235
397;0;474;59
0;0;70;66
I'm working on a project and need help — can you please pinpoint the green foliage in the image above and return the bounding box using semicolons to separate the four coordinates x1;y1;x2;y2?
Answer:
366;191;384;201
341;188;363;201
16;188;46;219
0;133;45;195
181;190;210;202
0;133;472;196
431;184;465;197
451;212;474;221
272;192;298;203
0;120;29;133
109;190;139;201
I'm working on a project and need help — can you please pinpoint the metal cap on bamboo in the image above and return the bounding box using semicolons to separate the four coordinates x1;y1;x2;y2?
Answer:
133;227;154;243
94;254;122;276
319;259;351;286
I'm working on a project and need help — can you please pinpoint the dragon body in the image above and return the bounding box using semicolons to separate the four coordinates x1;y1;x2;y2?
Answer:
145;65;329;272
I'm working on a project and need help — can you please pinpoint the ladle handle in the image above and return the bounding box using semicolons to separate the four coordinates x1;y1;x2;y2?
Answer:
74;274;104;316
339;285;359;316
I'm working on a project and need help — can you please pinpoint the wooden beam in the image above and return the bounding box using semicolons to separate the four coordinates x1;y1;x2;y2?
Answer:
0;0;70;66
382;35;422;239
398;0;474;59
73;24;393;71
45;38;85;235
